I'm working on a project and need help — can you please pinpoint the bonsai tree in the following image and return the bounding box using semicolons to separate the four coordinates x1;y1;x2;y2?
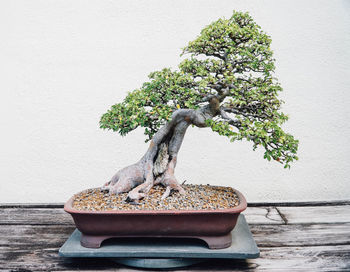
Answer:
100;11;299;203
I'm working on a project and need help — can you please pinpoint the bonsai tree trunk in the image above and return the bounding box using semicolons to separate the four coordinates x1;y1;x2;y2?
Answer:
103;98;220;203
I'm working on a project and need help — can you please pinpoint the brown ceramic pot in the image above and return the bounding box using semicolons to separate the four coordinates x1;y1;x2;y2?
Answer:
64;188;247;249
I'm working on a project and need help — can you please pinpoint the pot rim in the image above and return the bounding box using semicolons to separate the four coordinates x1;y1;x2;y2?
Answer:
64;186;247;215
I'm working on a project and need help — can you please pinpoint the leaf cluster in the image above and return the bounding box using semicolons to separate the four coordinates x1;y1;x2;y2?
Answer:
100;69;202;140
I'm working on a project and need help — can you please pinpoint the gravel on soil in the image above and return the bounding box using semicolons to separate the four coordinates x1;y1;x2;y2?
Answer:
72;184;240;211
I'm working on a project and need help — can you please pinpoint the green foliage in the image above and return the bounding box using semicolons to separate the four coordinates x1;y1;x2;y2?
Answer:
100;68;202;140
100;11;299;167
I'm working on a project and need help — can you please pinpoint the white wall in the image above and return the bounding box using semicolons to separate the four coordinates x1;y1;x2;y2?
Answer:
1;0;349;203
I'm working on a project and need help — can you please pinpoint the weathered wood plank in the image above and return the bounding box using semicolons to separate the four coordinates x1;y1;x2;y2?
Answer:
250;223;350;247
243;207;284;225
1;245;350;271
248;245;350;272
0;207;283;225
1;205;348;226
1;205;349;271
278;205;350;224
0;225;75;249
0;203;64;208
1;223;349;254
248;200;350;207
1;223;348;271
0;246;126;272
1;223;349;271
0;208;74;225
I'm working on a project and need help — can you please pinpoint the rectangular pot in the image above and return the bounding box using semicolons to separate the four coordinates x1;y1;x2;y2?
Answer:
64;188;247;249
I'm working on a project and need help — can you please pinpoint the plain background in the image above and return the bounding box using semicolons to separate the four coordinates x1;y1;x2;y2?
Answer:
0;0;349;203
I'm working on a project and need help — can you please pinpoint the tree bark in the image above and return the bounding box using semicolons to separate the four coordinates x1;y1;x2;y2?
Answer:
103;98;220;203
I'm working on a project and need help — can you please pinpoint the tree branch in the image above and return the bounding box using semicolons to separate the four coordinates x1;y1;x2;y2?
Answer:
222;106;272;120
219;107;241;128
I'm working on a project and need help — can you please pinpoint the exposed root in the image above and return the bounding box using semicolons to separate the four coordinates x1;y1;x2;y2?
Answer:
157;156;186;200
102;163;146;197
125;180;152;203
161;184;186;200
161;187;172;200
103;154;185;203
124;157;185;203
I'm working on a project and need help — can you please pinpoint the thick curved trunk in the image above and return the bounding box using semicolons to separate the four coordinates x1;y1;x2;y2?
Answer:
103;98;220;203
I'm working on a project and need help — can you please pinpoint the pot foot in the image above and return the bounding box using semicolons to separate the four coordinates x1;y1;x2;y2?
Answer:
197;232;232;249
80;234;113;248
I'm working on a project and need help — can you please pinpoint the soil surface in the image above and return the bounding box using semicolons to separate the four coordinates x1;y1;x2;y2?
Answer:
72;184;240;211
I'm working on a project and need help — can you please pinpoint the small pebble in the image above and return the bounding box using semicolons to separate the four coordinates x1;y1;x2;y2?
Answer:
72;184;240;211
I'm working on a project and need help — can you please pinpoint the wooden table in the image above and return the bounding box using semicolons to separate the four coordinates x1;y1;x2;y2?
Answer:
1;202;349;271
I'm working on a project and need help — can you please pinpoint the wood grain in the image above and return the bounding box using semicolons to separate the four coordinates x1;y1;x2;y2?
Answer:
250;223;350;247
1;223;348;250
0;207;283;225
1;245;350;271
0;208;73;225
278;206;350;224
243;207;284;225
